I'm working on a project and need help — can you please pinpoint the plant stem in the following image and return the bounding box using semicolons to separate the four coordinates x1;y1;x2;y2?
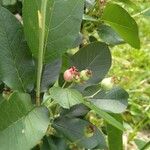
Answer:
84;89;102;99
62;81;67;88
132;8;150;17
36;0;47;106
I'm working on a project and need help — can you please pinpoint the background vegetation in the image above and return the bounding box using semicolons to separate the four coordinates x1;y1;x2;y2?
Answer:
108;0;150;148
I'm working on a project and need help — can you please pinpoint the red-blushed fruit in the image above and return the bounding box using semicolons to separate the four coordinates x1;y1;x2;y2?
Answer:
64;67;93;83
63;66;78;82
80;69;92;81
63;69;74;82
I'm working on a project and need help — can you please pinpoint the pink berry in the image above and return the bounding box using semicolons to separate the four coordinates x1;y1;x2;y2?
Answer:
63;66;78;82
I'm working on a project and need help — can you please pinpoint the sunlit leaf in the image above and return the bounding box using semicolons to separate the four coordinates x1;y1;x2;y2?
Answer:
102;4;140;49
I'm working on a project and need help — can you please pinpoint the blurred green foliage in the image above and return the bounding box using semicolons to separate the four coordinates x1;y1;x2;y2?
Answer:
108;1;150;141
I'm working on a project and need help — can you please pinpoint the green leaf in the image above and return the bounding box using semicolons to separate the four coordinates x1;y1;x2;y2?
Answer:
60;104;89;118
140;141;150;150
82;100;124;131
0;95;3;104
98;24;124;45
1;0;16;5
61;54;72;73
49;87;83;109
134;139;149;150
83;84;102;97
115;0;137;9
107;114;123;150
41;59;62;92
90;87;129;113
0;92;49;150
102;4;140;49
23;0;84;63
71;42;111;88
0;6;35;92
53;117;106;149
72;33;83;48
41;136;70;150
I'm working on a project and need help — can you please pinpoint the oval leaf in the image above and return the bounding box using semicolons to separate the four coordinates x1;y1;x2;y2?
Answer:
102;4;140;49
60;104;89;118
41;136;70;150
49;87;82;109
53;117;106;149
71;42;111;88
0;92;49;150
0;6;35;91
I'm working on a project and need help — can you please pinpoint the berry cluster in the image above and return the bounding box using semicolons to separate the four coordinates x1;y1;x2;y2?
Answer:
63;66;92;83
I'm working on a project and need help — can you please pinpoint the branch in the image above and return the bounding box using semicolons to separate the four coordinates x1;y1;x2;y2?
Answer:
36;0;47;106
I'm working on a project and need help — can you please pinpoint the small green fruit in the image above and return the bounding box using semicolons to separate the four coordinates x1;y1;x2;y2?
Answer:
73;74;81;83
80;69;92;81
101;77;114;90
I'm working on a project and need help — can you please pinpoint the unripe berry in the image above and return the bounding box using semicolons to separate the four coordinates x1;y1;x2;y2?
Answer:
80;69;92;81
101;77;114;90
2;88;13;100
73;73;81;83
